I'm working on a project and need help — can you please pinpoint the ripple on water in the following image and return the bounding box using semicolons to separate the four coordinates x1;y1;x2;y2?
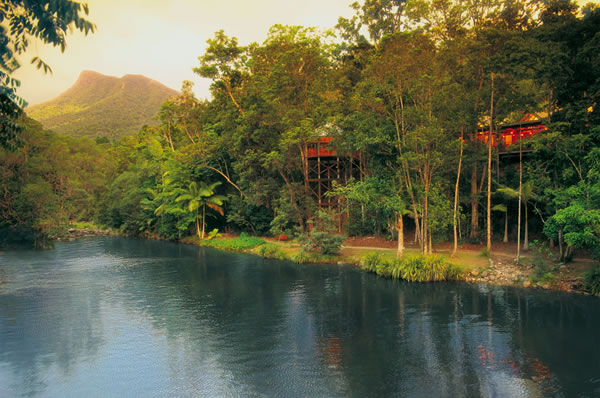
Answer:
1;237;600;398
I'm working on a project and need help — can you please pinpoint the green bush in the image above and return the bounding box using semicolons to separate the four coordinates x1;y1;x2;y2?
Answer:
298;231;345;255
291;251;312;264
360;252;461;282
203;235;265;251
395;254;461;282
584;266;600;295
529;241;556;284
206;228;222;240
360;252;389;273
257;243;288;260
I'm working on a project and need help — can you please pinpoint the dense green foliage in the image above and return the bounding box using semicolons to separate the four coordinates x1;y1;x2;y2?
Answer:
200;234;266;252
2;0;600;269
360;252;461;282
298;210;345;255
0;119;110;243
584;267;600;296
1;0;95;148
257;243;288;260
26;71;178;138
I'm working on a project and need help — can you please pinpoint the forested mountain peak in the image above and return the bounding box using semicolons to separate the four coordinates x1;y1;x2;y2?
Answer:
25;71;178;139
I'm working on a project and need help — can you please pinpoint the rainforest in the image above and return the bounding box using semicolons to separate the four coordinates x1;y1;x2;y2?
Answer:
1;0;600;293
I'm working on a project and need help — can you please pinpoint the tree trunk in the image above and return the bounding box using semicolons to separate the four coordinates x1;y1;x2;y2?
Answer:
503;212;508;243
422;195;429;254
403;166;422;250
558;229;564;261
452;135;464;257
396;213;404;259
201;206;206;239
470;162;479;239
428;229;432;255
196;217;201;240
487;73;494;253
278;169;305;232
517;139;522;261
523;203;529;251
361;204;366;229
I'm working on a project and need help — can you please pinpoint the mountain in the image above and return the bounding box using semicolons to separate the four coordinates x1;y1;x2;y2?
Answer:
26;70;178;138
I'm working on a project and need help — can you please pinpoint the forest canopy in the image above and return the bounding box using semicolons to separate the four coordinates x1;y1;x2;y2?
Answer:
1;0;599;263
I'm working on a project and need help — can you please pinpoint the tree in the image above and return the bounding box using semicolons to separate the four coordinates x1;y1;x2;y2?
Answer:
452;135;463;257
176;181;227;239
0;0;95;148
495;185;518;243
333;177;407;258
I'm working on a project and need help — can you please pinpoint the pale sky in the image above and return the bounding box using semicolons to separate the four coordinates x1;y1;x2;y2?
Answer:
16;0;355;106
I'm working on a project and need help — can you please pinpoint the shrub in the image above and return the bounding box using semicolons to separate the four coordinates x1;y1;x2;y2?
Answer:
584;266;600;295
257;243;288;260
291;251;312;264
206;228;222;240
360;251;388;273
360;252;461;282
298;209;345;255
298;231;344;255
397;254;461;282
203;235;265;251
529;240;555;284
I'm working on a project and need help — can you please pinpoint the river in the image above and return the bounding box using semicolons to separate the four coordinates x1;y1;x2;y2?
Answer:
1;237;599;397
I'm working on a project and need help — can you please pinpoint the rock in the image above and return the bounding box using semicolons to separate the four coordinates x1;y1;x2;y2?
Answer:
542;282;551;289
471;269;480;277
481;271;489;278
523;280;532;288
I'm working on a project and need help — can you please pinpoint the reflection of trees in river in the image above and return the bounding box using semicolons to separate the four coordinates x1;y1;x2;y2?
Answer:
102;238;333;396
4;237;597;396
100;237;600;396
0;241;105;396
300;276;600;397
100;237;600;397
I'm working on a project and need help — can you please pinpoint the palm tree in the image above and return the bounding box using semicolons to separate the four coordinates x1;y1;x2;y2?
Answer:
495;185;519;243
176;181;227;239
521;181;535;251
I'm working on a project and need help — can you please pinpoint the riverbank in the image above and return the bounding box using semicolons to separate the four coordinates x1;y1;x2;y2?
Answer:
179;233;597;296
54;221;115;241
54;223;597;296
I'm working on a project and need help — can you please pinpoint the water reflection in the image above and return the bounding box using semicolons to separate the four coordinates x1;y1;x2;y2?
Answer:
0;237;599;397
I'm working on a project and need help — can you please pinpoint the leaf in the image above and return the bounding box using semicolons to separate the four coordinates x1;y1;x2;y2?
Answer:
189;200;199;212
206;202;224;216
492;204;507;212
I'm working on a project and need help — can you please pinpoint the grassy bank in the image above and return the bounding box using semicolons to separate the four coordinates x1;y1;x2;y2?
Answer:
359;251;462;282
179;233;600;295
180;233;463;283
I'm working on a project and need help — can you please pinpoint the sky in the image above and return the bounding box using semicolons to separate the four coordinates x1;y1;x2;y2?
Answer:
15;0;355;106
14;0;595;106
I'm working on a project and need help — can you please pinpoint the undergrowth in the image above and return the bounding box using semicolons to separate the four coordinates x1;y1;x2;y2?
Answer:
584;266;600;295
360;252;462;282
201;234;265;252
256;243;288;260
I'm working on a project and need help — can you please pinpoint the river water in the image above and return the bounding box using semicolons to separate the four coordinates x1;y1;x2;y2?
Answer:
0;237;599;397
